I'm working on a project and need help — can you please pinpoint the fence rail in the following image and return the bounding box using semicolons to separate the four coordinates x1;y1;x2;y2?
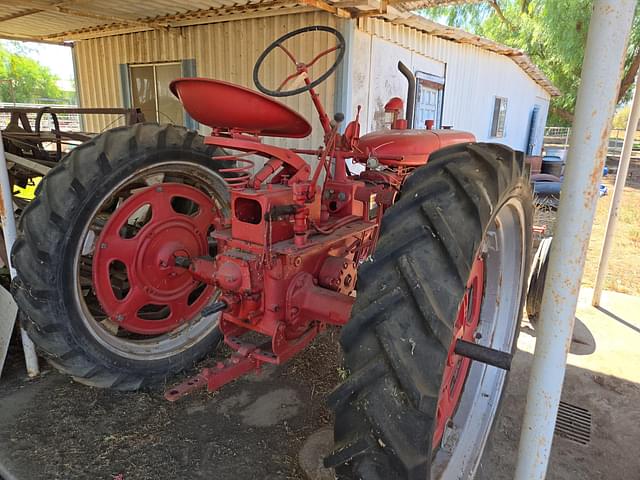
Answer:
0;103;81;132
544;126;640;159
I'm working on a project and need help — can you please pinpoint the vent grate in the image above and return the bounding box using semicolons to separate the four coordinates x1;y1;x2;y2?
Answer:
554;401;592;445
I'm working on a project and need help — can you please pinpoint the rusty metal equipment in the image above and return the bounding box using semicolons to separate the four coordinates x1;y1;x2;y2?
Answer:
11;26;533;478
160;27;474;399
1;105;145;198
1;106;144;160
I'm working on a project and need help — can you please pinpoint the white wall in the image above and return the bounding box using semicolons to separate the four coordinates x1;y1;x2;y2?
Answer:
350;28;551;155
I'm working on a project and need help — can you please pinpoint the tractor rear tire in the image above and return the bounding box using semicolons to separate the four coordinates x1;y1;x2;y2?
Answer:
12;123;230;390
327;143;532;479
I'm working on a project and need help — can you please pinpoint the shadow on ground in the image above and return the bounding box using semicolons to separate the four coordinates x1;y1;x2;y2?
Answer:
0;328;343;480
1;289;639;480
479;350;640;479
480;289;640;479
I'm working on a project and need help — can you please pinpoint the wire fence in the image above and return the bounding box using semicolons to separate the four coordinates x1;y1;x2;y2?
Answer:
0;103;81;132
544;126;640;158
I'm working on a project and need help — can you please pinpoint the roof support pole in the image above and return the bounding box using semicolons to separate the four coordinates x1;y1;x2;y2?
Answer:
0;131;39;378
592;71;640;306
513;1;635;479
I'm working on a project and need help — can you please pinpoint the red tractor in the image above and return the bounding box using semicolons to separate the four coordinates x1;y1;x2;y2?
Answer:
12;26;531;478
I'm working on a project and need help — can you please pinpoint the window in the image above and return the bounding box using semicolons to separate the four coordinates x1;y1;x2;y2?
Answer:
414;72;445;129
491;96;508;138
129;63;184;125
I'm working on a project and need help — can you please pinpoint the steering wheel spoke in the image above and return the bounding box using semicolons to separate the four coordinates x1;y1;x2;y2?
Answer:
277;43;299;65
253;25;345;98
306;45;340;69
277;71;306;92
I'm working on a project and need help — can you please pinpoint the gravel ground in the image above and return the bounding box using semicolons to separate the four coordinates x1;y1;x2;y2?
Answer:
0;327;343;480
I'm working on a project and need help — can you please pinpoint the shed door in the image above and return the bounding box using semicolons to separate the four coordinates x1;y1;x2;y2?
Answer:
414;72;445;129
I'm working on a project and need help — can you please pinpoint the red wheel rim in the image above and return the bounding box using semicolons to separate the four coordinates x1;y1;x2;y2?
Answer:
433;255;485;449
92;183;220;335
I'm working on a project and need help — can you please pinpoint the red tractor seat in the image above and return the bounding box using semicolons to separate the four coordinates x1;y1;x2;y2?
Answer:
170;78;312;138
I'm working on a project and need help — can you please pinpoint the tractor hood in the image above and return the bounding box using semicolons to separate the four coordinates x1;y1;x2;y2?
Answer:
358;129;475;167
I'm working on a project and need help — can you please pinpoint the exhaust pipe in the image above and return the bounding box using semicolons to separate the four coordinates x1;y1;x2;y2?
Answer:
397;61;415;129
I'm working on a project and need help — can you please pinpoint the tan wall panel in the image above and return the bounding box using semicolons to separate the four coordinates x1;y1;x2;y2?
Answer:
75;11;342;150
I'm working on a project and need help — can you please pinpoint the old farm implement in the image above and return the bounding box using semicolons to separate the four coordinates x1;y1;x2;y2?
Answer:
12;26;531;478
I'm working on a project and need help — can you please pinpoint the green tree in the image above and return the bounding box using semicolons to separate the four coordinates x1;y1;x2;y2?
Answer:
612;105;631;130
0;41;63;104
424;1;640;126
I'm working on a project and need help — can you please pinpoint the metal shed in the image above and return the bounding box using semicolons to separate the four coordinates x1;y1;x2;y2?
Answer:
1;1;558;154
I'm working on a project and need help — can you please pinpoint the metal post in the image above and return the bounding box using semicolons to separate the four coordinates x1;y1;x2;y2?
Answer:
514;1;636;479
0;131;39;377
592;72;640;306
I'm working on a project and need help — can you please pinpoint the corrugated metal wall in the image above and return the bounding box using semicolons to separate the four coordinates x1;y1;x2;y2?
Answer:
74;11;342;149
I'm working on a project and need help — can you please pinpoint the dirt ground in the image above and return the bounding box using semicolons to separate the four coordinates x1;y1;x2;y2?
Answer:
0;328;343;480
3;291;639;480
581;157;640;295
0;158;638;480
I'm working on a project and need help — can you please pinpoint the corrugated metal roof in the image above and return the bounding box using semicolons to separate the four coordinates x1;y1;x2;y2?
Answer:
0;0;476;42
0;0;558;96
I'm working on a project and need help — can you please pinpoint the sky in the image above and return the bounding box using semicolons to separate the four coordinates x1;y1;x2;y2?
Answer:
2;40;75;81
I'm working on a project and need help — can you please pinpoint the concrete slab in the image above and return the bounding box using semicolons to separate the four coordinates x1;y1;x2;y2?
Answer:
298;427;334;480
480;288;640;479
0;329;343;480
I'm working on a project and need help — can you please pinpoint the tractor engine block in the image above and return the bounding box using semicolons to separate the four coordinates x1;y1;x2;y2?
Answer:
164;179;382;401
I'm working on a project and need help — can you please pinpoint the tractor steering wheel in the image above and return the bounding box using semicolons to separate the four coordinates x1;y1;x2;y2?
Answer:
253;26;345;98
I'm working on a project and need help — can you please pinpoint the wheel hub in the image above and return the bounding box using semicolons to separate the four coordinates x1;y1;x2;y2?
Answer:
92;183;220;335
433;255;485;449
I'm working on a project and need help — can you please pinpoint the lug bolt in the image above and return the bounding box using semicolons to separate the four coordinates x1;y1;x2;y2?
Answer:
100;243;107;249
115;314;124;322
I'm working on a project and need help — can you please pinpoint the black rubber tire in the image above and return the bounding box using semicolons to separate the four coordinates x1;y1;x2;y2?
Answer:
526;236;552;325
11;123;230;391
326;143;532;479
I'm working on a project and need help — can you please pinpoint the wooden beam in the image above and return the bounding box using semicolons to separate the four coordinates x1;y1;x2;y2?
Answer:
0;32;66;44
0;9;43;24
355;3;406;19
332;0;381;11
45;25;154;41
297;0;353;18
